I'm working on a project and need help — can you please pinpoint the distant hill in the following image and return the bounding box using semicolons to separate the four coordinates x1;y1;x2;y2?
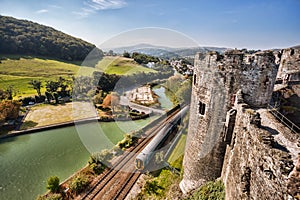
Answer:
110;43;227;59
0;15;103;61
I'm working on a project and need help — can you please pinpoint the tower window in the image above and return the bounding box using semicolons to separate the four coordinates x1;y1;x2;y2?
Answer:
198;101;206;115
193;74;197;85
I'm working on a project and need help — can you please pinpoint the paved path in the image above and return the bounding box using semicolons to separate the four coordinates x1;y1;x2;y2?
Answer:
119;96;165;114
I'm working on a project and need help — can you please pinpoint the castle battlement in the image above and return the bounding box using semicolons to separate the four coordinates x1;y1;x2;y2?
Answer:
193;50;278;108
180;49;280;195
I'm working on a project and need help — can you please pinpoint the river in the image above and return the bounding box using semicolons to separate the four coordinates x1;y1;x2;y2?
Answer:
0;86;173;200
0;118;156;200
152;86;174;110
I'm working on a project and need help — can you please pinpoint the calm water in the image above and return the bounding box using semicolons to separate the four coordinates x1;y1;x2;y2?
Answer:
0;118;155;200
153;86;174;110
0;87;172;200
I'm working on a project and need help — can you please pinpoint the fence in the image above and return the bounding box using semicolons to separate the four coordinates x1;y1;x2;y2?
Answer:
267;104;300;134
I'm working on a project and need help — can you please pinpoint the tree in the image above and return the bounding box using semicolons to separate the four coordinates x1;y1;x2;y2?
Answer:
123;51;130;58
5;85;17;100
69;174;89;195
0;16;101;61
46;81;59;93
46;176;60;193
29;80;42;96
0;100;21;123
44;77;71;104
0;89;10;100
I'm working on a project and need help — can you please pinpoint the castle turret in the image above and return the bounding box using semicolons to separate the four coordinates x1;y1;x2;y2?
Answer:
180;50;278;194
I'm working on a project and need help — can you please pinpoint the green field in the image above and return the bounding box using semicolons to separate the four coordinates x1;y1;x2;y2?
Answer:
96;56;157;75
0;56;99;97
0;55;157;98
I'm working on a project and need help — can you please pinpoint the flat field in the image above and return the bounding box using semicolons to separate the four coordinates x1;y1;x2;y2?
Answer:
96;56;157;75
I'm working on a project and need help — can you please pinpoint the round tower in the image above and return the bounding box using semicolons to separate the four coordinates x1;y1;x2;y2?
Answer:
180;50;278;194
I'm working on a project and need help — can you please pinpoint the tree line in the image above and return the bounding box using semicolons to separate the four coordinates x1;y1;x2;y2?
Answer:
0;15;103;61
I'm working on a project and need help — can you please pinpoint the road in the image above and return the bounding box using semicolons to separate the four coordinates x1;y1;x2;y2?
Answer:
119;96;165;115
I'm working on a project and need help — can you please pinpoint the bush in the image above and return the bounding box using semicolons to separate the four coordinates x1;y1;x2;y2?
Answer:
89;163;105;175
117;134;138;149
36;193;63;200
89;149;113;164
186;180;225;200
112;145;123;156
69;174;90;195
46;176;60;193
143;180;164;196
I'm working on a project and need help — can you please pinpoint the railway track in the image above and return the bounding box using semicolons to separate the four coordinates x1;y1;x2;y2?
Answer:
80;107;182;200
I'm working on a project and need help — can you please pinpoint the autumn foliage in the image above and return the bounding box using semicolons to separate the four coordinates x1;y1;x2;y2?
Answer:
0;100;21;123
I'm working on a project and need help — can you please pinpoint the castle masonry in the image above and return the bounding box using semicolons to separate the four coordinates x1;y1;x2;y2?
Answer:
180;49;278;194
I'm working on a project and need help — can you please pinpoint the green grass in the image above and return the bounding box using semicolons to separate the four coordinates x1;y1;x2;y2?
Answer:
186;180;225;200
0;56;99;97
96;56;157;75
168;134;187;164
0;55;157;97
137;156;184;199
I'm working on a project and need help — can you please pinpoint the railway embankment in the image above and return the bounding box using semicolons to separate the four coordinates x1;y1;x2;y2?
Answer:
37;105;181;200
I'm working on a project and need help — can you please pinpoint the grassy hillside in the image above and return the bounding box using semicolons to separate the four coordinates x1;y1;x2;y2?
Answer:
0;55;159;97
0;15;103;61
96;56;157;75
0;56;98;97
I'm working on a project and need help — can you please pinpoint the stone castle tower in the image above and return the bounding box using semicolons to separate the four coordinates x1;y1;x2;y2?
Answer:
180;50;278;193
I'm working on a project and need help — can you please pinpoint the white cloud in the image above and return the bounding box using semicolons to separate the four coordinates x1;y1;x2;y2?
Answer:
88;0;127;10
73;0;127;17
72;8;95;17
36;9;49;14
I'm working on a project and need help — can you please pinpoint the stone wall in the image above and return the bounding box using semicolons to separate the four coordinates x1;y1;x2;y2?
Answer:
221;102;294;200
277;48;300;81
180;49;279;194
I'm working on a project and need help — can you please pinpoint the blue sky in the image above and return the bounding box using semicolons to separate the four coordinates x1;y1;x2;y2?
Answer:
1;0;300;49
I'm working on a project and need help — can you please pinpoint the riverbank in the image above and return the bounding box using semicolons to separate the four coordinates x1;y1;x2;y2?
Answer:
0;101;153;140
38;105;180;199
0;115;159;200
1;112;152;140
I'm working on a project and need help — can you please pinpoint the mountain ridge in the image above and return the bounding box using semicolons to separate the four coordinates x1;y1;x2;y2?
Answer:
109;43;228;58
0;15;103;61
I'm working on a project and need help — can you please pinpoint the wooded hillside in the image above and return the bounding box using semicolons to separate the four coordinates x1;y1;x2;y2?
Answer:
0;15;103;61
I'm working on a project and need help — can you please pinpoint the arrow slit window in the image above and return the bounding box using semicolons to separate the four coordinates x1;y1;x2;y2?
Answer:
198;101;206;115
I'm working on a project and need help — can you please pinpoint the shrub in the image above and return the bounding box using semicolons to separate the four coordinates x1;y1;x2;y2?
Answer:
36;193;63;200
143;180;164;196
117;134;137;149
89;149;113;164
186;180;225;200
89;163;105;175
112;145;123;156
69;174;90;195
46;176;60;193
